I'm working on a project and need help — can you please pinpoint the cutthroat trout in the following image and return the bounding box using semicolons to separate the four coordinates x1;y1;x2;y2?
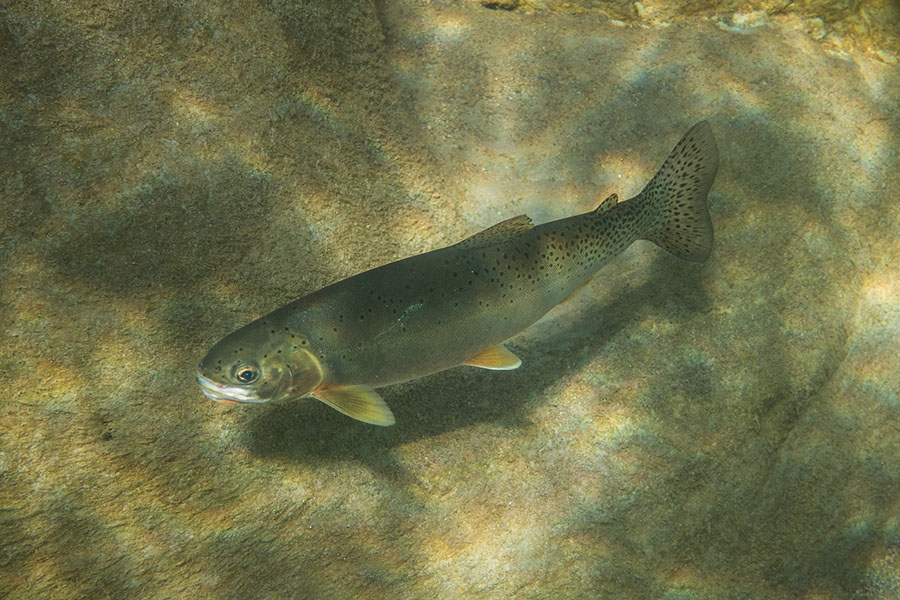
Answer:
197;121;718;425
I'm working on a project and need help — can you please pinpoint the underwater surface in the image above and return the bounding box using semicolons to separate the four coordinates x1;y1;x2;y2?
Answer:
1;1;899;598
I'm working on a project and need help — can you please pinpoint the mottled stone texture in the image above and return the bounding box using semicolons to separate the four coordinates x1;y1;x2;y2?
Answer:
1;1;898;599
469;0;900;60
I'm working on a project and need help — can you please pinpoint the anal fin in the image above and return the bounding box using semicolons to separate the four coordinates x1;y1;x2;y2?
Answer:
312;385;395;426
465;344;522;370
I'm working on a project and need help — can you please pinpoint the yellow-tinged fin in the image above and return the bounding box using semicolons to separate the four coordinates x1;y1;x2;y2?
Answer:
312;385;396;426
454;215;534;250
595;193;618;214
465;344;522;370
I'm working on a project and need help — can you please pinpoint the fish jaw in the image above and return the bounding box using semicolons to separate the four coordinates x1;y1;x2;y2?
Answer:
195;372;269;404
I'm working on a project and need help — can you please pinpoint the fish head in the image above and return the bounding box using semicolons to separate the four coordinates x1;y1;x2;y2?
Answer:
195;324;324;405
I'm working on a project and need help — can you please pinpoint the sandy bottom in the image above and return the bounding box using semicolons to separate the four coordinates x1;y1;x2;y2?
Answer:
1;2;898;599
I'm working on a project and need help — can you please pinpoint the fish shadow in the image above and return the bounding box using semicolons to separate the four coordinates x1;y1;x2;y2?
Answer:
242;250;712;468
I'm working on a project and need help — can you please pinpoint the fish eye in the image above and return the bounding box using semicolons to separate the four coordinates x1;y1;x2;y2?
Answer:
234;364;260;384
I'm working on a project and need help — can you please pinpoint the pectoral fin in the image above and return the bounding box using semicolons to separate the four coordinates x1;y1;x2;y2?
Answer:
312;385;396;426
465;344;522;370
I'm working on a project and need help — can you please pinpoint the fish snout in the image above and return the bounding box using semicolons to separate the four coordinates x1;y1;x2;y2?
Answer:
195;372;267;404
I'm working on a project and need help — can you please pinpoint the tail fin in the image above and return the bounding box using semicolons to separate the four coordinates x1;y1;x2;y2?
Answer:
638;121;718;262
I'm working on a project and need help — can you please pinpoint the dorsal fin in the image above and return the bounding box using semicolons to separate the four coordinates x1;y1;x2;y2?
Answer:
594;193;618;214
453;215;534;250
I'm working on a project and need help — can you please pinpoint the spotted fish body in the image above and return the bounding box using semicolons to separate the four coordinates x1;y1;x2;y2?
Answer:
197;122;719;425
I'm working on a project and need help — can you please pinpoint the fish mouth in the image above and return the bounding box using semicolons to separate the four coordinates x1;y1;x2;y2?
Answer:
195;372;267;405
